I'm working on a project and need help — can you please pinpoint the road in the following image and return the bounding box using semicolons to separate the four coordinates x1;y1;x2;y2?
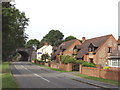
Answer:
10;62;116;89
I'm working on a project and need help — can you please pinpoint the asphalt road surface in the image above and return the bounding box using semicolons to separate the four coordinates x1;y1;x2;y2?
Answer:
10;62;114;89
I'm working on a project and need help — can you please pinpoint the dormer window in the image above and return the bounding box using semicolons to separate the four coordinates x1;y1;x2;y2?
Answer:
108;47;112;53
88;43;97;52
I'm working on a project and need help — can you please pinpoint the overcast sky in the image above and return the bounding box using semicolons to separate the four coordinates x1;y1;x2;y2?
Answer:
14;0;119;41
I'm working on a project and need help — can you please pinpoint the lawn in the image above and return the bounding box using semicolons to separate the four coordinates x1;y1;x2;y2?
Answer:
1;62;18;89
73;73;120;86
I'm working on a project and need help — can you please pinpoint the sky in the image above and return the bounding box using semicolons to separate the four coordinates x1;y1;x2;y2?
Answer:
13;0;119;41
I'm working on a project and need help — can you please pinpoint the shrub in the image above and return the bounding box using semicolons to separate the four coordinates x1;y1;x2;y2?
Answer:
60;55;77;64
76;60;85;64
32;58;38;61
82;61;96;67
104;66;109;69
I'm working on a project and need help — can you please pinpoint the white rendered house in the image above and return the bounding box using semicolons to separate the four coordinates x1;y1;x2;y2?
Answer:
37;44;52;61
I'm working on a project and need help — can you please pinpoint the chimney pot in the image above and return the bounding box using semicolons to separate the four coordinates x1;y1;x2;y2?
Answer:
82;37;86;43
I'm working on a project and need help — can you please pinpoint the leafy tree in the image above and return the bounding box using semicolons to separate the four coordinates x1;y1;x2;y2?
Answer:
41;53;50;62
39;30;64;47
64;36;77;42
25;39;40;49
2;2;29;61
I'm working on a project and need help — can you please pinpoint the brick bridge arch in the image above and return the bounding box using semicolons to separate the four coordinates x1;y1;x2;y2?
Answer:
16;48;34;61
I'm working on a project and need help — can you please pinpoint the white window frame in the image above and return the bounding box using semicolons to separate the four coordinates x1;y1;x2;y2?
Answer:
108;59;120;67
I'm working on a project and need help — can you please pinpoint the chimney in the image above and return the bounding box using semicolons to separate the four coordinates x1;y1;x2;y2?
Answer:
82;37;86;43
44;42;49;46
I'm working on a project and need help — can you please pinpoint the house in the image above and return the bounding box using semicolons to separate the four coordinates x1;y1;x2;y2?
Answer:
37;42;52;61
52;39;82;62
73;34;117;66
108;36;120;68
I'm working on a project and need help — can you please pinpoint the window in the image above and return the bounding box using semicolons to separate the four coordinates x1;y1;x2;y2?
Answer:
89;48;92;52
89;47;94;52
62;49;66;52
112;60;118;66
108;47;112;53
108;60;120;67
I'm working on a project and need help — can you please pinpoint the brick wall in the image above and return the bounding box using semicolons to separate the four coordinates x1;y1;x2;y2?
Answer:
50;62;72;71
59;63;72;71
79;64;120;81
50;62;60;69
44;62;51;67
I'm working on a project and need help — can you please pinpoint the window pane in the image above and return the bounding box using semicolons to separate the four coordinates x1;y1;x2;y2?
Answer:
112;60;117;66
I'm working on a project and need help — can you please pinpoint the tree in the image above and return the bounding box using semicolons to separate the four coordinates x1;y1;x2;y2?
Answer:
39;30;64;47
64;36;77;42
2;2;29;61
25;39;40;49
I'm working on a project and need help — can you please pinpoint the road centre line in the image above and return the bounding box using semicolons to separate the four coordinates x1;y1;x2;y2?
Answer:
20;65;50;83
33;73;50;82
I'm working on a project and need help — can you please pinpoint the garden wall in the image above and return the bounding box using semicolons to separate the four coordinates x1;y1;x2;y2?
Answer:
50;62;72;71
79;64;120;81
59;63;72;71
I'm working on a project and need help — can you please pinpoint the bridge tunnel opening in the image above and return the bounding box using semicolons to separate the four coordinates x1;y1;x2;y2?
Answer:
17;51;29;61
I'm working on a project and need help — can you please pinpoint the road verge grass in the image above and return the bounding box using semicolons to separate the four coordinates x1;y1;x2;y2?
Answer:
73;73;120;86
2;62;18;88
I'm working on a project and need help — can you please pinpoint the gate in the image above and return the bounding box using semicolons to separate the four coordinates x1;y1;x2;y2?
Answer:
72;63;79;71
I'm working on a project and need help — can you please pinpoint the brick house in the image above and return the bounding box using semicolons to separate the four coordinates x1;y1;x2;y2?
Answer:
52;39;81;62
108;36;120;68
73;34;117;66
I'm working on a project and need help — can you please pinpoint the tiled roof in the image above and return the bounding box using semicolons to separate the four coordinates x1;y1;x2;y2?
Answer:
59;39;77;49
76;34;112;58
74;45;82;49
52;39;78;57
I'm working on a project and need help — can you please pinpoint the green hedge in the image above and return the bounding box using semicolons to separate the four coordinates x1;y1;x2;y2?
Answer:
60;55;77;64
82;61;96;67
60;55;96;67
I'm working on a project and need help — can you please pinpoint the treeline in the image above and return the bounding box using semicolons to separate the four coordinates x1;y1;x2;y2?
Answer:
25;29;80;49
2;2;29;61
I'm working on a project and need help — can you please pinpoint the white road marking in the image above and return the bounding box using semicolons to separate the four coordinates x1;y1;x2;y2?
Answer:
20;65;32;72
33;73;50;82
20;65;50;82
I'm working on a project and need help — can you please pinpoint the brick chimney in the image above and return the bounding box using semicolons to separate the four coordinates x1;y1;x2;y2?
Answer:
44;42;49;46
82;37;86;43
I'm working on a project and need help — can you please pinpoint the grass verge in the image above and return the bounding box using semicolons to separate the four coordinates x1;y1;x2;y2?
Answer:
1;62;18;88
73;73;120;86
32;63;71;72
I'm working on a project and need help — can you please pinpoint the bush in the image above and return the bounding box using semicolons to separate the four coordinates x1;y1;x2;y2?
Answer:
82;61;96;67
60;55;77;64
104;66;109;69
76;60;85;64
32;58;39;61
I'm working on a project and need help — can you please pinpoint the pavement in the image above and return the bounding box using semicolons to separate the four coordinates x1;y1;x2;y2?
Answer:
10;61;119;89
